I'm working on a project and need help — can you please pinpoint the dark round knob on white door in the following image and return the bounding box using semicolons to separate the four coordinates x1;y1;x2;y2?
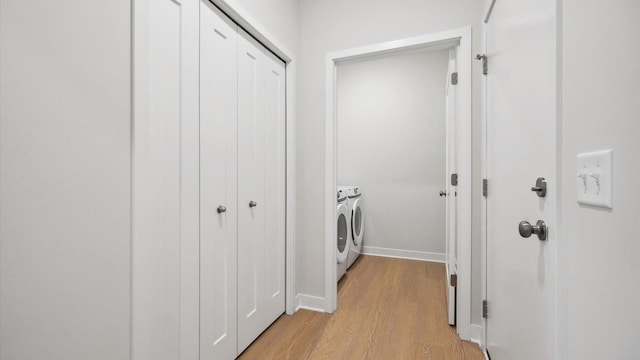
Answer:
217;206;227;214
249;201;257;208
518;220;548;241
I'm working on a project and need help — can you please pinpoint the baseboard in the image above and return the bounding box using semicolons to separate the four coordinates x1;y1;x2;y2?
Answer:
470;324;482;345
362;246;445;263
294;294;326;313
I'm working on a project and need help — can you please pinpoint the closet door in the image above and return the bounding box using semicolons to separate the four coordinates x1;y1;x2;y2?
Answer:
263;52;286;323
199;2;238;360
237;28;286;353
237;30;267;353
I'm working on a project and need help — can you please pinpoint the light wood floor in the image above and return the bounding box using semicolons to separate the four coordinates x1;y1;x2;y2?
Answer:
239;255;484;360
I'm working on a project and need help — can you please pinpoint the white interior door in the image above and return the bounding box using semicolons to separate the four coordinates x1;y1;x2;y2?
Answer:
237;29;267;353
485;0;556;358
262;51;287;324
199;2;238;359
445;47;459;326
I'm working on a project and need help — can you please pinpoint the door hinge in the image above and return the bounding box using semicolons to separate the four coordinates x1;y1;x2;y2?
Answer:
482;300;488;318
451;72;458;85
450;273;457;287
483;178;488;197
451;173;458;186
475;54;488;75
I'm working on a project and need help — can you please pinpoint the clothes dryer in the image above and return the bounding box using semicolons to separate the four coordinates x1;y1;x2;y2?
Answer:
336;189;350;281
339;186;364;269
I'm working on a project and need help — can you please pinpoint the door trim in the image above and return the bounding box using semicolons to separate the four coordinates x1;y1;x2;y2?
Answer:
324;27;474;340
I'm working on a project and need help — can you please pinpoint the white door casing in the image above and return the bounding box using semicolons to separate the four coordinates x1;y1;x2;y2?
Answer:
199;2;238;359
484;0;557;358
132;0;200;358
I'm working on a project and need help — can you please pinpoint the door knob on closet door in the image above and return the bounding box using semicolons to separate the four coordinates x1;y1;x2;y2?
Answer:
217;206;227;214
518;220;547;241
249;201;257;208
439;191;447;197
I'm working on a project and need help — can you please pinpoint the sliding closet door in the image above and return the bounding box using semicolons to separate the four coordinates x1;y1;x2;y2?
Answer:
199;2;238;360
263;53;287;323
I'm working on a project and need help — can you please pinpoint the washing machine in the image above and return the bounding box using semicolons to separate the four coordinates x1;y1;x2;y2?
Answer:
339;186;364;269
336;189;350;281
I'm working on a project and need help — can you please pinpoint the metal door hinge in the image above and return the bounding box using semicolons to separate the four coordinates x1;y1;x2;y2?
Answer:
475;54;488;75
483;178;488;197
451;72;458;85
451;173;458;186
482;300;488;318
450;273;457;287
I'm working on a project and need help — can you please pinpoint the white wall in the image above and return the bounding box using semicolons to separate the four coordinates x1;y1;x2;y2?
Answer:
337;49;449;256
0;1;131;359
561;1;640;358
297;0;485;324
233;0;299;55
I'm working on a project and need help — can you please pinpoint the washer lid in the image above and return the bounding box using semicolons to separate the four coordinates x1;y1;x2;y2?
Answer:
336;203;349;263
351;198;364;245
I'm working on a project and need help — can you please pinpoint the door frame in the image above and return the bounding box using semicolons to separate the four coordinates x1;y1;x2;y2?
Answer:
208;0;297;316
324;27;474;340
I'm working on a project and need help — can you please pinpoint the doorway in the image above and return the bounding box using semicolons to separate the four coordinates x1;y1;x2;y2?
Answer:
324;27;474;339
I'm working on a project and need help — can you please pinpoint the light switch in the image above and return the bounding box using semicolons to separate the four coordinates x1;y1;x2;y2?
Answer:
576;149;613;208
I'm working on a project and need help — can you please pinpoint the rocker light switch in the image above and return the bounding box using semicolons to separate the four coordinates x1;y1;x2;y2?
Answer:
576;149;613;208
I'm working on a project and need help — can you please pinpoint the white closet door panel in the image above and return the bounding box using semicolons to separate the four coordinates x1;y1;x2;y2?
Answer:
263;53;286;325
237;30;266;353
132;0;199;359
199;2;238;360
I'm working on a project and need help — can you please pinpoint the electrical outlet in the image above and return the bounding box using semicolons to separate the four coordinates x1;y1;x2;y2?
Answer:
576;149;613;208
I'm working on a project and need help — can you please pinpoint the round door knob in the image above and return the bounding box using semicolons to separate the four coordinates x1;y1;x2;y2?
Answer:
439;191;447;197
217;206;227;214
249;201;257;208
518;220;548;241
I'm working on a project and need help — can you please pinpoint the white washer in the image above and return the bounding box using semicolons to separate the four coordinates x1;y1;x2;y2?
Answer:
336;189;349;281
339;186;364;269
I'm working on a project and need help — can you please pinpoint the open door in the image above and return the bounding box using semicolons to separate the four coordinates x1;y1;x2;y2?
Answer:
445;46;459;326
484;0;557;358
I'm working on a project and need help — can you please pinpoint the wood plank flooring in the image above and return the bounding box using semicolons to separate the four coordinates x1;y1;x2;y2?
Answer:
239;255;484;360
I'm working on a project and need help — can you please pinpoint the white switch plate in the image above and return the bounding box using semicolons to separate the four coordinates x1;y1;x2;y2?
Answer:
576;149;613;208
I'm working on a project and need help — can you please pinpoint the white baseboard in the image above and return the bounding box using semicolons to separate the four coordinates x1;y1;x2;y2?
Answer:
294;294;326;313
470;323;482;345
362;246;445;263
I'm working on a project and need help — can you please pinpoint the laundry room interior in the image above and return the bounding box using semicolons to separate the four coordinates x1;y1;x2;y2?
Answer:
336;48;450;274
2;0;639;359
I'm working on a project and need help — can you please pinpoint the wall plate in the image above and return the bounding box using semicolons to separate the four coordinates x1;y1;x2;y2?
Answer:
576;149;613;208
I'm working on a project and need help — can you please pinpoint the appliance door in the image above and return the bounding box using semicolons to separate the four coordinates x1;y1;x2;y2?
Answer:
337;203;350;263
351;198;364;246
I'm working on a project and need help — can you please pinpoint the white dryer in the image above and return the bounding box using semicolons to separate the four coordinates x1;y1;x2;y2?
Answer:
336;189;350;281
339;186;364;269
